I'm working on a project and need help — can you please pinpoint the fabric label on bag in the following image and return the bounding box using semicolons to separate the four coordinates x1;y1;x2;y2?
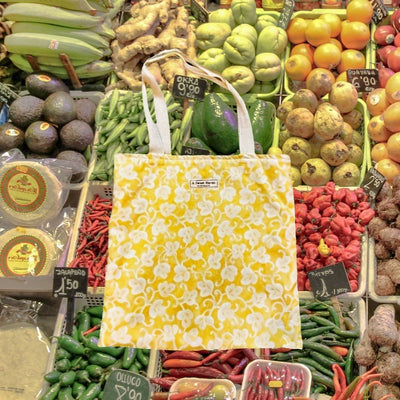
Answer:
189;178;219;188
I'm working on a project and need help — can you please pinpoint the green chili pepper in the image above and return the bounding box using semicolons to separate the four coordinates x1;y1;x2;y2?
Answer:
304;301;329;310
310;315;337;327
85;336;124;357
300;314;313;323
302;326;333;338
270;350;308;361
41;382;61;400
313;385;326;394
310;350;345;369
55;348;72;361
107;359;123;372
297;357;334;378
310;370;334;389
72;381;86;398
72;325;79;342
86;330;100;340
345;339;356;384
128;363;139;373
44;370;62;384
134;359;143;371
58;386;74;400
79;382;102;400
70;356;83;370
302;341;344;362
57;334;86;355
300;321;318;330
86;364;104;379
332;327;360;338
344;316;358;331
122;347;137;369
76;370;91;384
326;305;341;327
55;358;71;372
59;370;76;387
136;349;149;367
77;311;91;340
90;317;102;327
107;90;120;119
77;359;89;370
88;352;117;367
141;349;150;356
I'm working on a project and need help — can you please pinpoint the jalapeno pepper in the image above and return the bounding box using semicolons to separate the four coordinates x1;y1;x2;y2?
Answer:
137;349;149;367
55;348;72;361
86;364;104;379
86;305;104;318
59;370;76;387
44;370;62;384
41;382;61;400
88;352;117;367
76;311;91;340
57;334;86;355
77;358;89;370
79;382;102;400
58;386;74;400
90;317;102;327
345;339;356;384
72;325;79;342
55;358;71;372
129;363;139;373
76;370;91;384
70;356;83;370
85;336;124;358
107;359;123;372
122;347;137;369
72;381;86;398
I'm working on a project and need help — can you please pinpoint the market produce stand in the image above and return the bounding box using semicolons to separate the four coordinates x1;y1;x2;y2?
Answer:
1;0;400;399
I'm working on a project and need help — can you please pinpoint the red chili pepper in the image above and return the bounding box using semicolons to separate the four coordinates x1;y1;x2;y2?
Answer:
295;223;304;236
350;208;361;218
150;377;178;390
324;181;336;195
320;217;332;230
302;191;319;204
313;194;332;210
200;351;222;365
336;202;351;216
354;187;368;202
167;367;224;379
348;269;359;281
305;279;312;291
330;245;344;258
331;216;352;236
303;257;321;271
152;393;169;400
231;356;249;375
344;190;358;207
358;201;370;211
304;223;319;235
309;232;322;244
165;351;203;361
227;356;241;365
293;189;303;202
324;256;337;266
83;325;100;336
163;359;203;369
304;243;319;259
242;348;258;361
295;203;308;221
333;188;347;202
219;349;242;363
322;206;337;217
169;383;213;400
297;271;307;291
359;209;375;226
207;359;232;374
307;208;321;224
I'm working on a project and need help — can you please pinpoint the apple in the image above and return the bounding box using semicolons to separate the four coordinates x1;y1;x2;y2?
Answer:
197;48;231;73
377;45;396;66
378;67;395;88
222;65;255;94
251;52;282;81
195;23;231;51
374;25;396;45
391;8;400;32
231;24;258;46
395;33;400;47
223;35;255;66
208;9;235;29
388;47;400;72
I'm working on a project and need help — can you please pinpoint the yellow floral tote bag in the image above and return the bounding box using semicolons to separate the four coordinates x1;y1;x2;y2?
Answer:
100;50;302;350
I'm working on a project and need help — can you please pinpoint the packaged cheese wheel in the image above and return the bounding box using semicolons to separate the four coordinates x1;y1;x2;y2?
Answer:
0;227;58;277
0;161;64;226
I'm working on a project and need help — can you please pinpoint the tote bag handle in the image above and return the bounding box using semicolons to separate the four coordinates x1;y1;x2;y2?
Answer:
141;49;255;155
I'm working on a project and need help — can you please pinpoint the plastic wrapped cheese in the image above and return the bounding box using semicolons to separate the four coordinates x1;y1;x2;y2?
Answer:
0;160;64;226
0;227;58;276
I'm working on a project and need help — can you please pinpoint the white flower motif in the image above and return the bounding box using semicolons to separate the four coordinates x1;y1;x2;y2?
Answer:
117;242;136;259
185;244;203;261
110;326;132;345
149;299;165;318
195;231;213;245
160;203;176;217
221;265;237;282
118;163;138;181
152;218;168;236
275;255;291;273
226;284;243;301
183;328;202;348
128;229;148;243
111;287;130;304
154;263;170;279
175;185;190;203
106;260;122;280
250;168;267;184
250;291;267;307
241;267;258;285
161;324;179;343
177;310;193;328
265;283;284;300
272;174;289;192
124;312;145;327
184;208;198;223
217;303;235;322
181;290;198;305
251;247;271;264
232;329;249;347
264;317;285;335
262;234;281;248
128;277;146;295
197;280;213;297
207;337;223;350
263;201;280;218
229;166;245;181
239;187;256;205
178;227;194;244
224;204;241;217
198;200;213;216
251;211;266;226
143;173;156;188
174;263;190;282
165;165;180;179
208;252;222;270
136;333;153;349
231;244;246;259
194;315;214;330
116;206;132;222
155;185;171;200
244;229;261;246
105;306;125;326
246;312;264;331
110;225;128;243
165;241;179;256
220;186;236;201
130;197;148;214
158;282;175;297
217;220;233;238
141;248;155;266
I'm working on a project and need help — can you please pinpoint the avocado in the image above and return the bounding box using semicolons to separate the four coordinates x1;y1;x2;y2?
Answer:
25;121;58;154
249;100;275;153
56;150;88;183
26;72;69;100
203;93;239;155
0;123;25;151
191;101;209;144
42;91;77;126
60;120;94;152
9;95;44;129
184;137;215;155
75;98;97;126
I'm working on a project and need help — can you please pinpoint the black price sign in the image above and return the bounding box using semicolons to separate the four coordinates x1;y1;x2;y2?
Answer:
346;69;380;93
182;145;212;155
307;262;351;300
103;370;150;400
0;83;20;105
173;75;207;101
369;0;388;24
53;268;88;299
190;0;209;22
361;167;386;200
277;0;295;30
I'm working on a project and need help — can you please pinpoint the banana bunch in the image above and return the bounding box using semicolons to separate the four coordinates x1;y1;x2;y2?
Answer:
2;0;124;80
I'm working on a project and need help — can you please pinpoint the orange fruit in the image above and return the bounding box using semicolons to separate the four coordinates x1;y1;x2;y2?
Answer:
336;71;348;82
385;72;400;103
290;43;315;64
313;43;342;70
287;17;308;44
366;88;391;116
305;19;331;47
329;38;343;51
285;54;312;81
346;0;374;24
340;21;370;50
383;102;400;132
368;114;392;142
337;49;366;73
387;132;400;163
375;158;400;184
371;142;390;163
319;13;342;37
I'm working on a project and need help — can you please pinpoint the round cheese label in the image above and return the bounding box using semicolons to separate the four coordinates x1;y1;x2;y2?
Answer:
0;227;57;276
0;161;63;226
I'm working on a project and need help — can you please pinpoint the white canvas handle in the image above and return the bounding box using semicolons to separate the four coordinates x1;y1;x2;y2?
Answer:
141;49;255;155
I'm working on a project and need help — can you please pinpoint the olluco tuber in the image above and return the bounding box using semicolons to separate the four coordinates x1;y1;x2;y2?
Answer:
367;304;398;347
354;330;377;367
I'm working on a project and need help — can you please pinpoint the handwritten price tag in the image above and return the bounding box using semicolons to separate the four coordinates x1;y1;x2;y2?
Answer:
103;370;150;400
277;0;295;29
0;83;20;105
361;167;386;200
172;75;207;101
53;268;88;299
190;0;209;22
347;69;380;93
369;0;388;24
